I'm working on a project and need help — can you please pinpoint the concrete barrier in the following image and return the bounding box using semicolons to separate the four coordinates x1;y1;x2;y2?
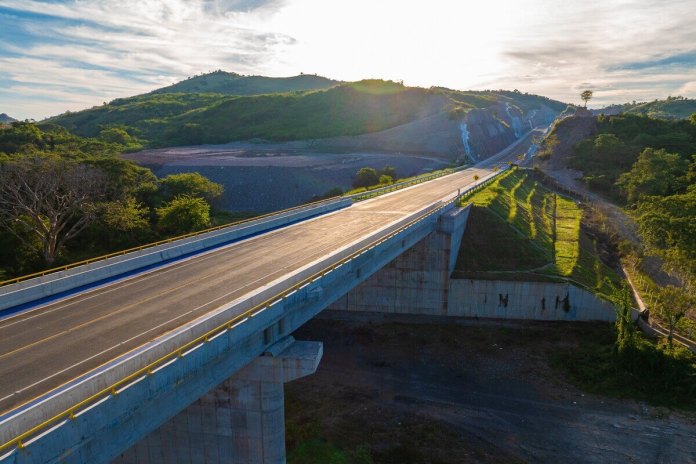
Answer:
0;198;444;448
0;198;352;313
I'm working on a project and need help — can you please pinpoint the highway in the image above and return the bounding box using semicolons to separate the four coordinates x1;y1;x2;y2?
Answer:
0;164;498;417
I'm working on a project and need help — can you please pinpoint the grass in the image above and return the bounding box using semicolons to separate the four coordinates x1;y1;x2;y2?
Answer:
46;79;567;148
455;168;621;298
550;325;696;409
288;440;367;464
622;258;696;341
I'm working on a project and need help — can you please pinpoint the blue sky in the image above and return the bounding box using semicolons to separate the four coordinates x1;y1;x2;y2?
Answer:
1;0;696;120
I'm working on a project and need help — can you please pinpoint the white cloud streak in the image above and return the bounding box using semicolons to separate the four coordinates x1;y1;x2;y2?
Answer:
0;0;695;119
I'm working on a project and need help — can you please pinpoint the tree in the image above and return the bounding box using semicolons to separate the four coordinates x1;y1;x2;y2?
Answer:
0;156;106;264
86;156;158;201
98;127;134;145
691;113;696;125
102;198;149;233
158;172;223;204
607;281;636;355
380;165;397;180
656;286;693;348
156;195;210;235
636;189;696;272
617;148;689;204
352;167;379;188
95;198;152;249
378;174;393;185
0;121;44;153
580;90;593;108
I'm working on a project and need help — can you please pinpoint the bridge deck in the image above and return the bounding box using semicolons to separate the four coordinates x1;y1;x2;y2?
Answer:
0;166;491;415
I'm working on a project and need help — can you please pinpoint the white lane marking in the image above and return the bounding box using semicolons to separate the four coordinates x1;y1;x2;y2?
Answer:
3;168;483;329
0;227;362;406
0;202;358;327
0;170;491;402
0;204;352;329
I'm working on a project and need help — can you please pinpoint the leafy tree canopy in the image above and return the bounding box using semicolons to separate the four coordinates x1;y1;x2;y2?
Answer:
352;167;379;188
156;195;211;235
158;172;224;204
617;148;689;204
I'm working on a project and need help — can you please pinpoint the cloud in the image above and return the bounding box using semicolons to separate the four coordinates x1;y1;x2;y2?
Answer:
489;0;696;107
1;0;696;119
0;0;294;119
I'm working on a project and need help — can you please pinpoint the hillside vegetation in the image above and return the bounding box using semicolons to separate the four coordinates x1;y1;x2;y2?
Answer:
151;70;339;95
455;168;620;298
0;122;232;279
566;114;696;282
45;75;566;149
568;113;696;201
600;96;696;120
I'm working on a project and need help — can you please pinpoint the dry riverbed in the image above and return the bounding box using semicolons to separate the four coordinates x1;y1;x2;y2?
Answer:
286;313;696;463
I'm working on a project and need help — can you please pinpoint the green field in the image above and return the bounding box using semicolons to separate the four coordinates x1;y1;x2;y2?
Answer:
455;169;620;298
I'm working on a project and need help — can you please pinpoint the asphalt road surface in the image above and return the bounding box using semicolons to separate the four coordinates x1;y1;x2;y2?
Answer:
0;164;499;416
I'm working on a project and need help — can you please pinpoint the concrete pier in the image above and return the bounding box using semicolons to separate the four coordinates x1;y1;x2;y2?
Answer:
114;338;322;464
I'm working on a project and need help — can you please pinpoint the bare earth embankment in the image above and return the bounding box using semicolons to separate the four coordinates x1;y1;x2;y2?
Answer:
125;143;450;212
285;315;696;463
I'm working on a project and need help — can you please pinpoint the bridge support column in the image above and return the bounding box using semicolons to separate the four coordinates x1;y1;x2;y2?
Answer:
114;337;322;464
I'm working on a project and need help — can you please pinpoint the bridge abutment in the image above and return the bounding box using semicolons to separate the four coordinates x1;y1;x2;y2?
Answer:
329;206;470;315
113;337;322;464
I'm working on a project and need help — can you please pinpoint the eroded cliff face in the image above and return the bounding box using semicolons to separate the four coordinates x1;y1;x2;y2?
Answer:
460;104;557;162
461;108;516;161
304;98;559;161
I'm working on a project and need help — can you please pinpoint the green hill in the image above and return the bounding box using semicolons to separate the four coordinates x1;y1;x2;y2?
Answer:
152;70;340;95
0;113;17;124
45;76;566;148
599;97;696;120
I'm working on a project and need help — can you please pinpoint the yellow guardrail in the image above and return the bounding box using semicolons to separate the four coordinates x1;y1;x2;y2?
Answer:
348;167;463;202
0;167;468;289
0;195;453;455
0;196;344;288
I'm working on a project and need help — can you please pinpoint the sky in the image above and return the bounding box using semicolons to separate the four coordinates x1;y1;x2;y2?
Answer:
1;0;695;120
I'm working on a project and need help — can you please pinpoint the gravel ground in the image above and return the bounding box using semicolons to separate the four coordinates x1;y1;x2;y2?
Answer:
286;313;696;463
124;143;450;212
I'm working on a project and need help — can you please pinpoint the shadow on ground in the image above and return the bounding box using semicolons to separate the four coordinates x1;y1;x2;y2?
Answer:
286;314;696;463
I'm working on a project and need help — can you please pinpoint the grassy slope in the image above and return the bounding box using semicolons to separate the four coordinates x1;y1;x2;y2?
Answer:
45;78;566;148
455;169;620;297
626;99;696;119
551;326;696;409
181;83;431;144
46;81;430;145
599;99;696;119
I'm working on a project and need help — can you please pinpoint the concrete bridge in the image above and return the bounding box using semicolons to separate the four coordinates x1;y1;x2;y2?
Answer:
0;160;514;463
